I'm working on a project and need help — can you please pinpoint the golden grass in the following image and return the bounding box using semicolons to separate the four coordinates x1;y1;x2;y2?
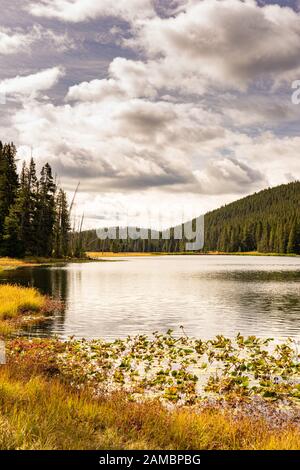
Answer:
0;257;97;273
0;364;300;450
0;321;15;336
87;252;164;258
0;285;45;320
207;251;299;257
0;257;32;272
0;257;28;267
0;257;46;273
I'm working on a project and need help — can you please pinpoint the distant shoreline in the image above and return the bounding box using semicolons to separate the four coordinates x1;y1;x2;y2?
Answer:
87;251;300;258
0;256;105;273
1;253;299;272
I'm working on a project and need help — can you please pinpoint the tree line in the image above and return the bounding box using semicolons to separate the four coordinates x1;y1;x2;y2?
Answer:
82;182;300;254
0;142;71;258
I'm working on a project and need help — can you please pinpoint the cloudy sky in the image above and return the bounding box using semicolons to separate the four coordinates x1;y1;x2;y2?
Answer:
1;0;300;229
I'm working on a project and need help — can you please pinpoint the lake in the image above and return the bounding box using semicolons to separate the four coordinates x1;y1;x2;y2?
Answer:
1;255;300;341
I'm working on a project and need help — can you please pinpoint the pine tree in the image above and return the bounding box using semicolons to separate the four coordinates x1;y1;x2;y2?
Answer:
25;158;39;255
53;189;71;258
36;163;56;256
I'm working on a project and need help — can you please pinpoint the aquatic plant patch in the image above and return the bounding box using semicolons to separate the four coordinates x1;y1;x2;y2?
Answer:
7;331;300;407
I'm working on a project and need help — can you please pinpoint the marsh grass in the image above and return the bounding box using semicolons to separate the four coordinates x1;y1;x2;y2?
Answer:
0;321;15;336
0;365;300;450
0;257;28;267
0;257;33;272
0;257;94;273
0;285;45;320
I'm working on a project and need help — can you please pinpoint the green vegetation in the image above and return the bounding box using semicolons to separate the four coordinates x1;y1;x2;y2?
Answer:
0;142;71;259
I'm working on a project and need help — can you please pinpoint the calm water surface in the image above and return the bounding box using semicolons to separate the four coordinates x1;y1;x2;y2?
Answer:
1;255;300;340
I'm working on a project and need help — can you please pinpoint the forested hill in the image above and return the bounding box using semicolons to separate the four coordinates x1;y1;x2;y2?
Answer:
204;182;300;253
83;182;300;254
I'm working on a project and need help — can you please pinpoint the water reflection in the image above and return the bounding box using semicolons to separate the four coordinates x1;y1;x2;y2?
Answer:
1;255;300;340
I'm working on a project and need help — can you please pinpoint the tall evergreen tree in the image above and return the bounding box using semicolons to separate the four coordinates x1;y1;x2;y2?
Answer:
25;158;39;255
36;163;56;256
53;189;71;258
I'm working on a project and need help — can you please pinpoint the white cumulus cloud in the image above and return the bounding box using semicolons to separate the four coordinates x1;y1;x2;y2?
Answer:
0;67;65;98
27;0;156;22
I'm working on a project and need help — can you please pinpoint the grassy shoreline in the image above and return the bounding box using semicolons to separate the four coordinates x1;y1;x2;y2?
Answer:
0;256;107;273
0;284;63;335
